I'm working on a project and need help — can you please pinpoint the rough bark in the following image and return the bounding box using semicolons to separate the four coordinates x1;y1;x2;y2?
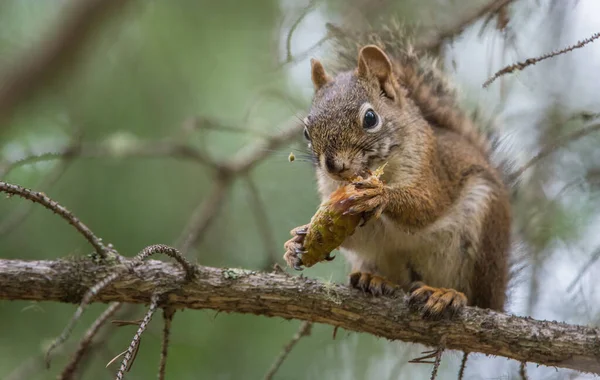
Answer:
1;258;599;374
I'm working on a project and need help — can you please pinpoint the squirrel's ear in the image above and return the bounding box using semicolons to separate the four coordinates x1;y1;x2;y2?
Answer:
357;45;396;100
311;58;332;91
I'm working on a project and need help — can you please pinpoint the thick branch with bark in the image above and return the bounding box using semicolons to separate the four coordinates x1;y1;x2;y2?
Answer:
1;258;599;375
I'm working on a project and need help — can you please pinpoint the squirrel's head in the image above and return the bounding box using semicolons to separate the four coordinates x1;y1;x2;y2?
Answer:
304;45;414;182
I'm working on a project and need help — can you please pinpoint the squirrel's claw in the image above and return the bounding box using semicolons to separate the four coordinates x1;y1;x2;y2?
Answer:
341;184;388;219
352;180;379;189
349;272;398;296
293;262;304;271
408;282;467;320
283;224;310;271
324;253;336;261
283;245;304;271
294;227;308;235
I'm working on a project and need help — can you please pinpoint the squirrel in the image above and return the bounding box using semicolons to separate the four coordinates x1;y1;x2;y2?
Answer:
283;23;512;319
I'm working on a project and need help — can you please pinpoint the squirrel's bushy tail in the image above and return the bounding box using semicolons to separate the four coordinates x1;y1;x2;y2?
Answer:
324;21;493;158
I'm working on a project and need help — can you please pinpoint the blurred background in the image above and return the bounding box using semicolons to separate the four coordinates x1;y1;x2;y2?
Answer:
1;0;600;379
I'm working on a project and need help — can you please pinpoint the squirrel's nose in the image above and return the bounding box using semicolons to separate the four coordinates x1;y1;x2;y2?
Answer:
325;156;346;174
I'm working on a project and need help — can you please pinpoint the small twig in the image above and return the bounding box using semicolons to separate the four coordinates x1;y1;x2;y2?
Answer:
483;31;600;87
429;349;443;380
458;352;469;380
178;118;302;255
45;272;122;367
416;0;515;52
567;246;600;292
112;318;144;327
509;123;600;181
285;0;318;61
408;349;441;364
115;294;160;379
0;139;215;178
59;302;122;380
47;244;194;368
264;321;312;380
244;176;279;267
176;176;232;255
0;0;131;129
186;115;271;138
158;308;176;380
276;36;330;70
409;348;444;379
133;244;197;279
0;163;71;236
0;144;77;236
0;181;112;259
222;118;303;175
519;362;529;380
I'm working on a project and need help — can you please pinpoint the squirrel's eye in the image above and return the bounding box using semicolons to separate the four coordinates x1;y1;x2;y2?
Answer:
363;109;379;130
303;127;311;141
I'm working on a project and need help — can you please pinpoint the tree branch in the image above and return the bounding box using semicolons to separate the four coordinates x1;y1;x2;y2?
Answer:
0;181;113;259
264;321;312;380
416;0;515;52
1;258;599;375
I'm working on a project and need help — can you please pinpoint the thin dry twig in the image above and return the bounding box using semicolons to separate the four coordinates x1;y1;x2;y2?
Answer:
458;352;469;380
429;349;443;380
158;308;176;380
274;0;331;70
0;130;83;235
176;176;231;254
244;175;279;267
222;118;303;174
509;123;600;181
285;0;318;61
567;246;600;292
178;118;302;255
0;154;74;236
0;139;215;177
0;181;112;259
59;302;123;380
519;362;529;380
0;0;131;129
46;244;194;368
264;321;313;380
408;348;445;379
45;272;122;368
276;36;330;70
115;293;160;379
7;302;130;380
483;31;600;87
184;116;270;138
133;244;196;280
416;0;516;52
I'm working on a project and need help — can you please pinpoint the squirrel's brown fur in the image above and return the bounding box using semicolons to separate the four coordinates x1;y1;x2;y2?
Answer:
325;22;493;159
284;24;512;318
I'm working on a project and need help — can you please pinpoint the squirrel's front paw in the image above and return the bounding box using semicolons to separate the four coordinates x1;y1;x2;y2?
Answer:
349;272;398;296
408;282;467;320
283;225;310;270
341;182;388;223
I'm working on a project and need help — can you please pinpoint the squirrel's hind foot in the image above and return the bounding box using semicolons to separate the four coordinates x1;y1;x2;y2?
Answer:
408;282;467;320
349;272;398;296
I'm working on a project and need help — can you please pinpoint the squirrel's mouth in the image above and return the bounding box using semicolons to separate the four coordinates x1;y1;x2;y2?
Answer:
324;166;371;183
324;170;354;182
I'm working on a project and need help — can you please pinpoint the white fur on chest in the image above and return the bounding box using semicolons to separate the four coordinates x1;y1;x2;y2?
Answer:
317;171;493;293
